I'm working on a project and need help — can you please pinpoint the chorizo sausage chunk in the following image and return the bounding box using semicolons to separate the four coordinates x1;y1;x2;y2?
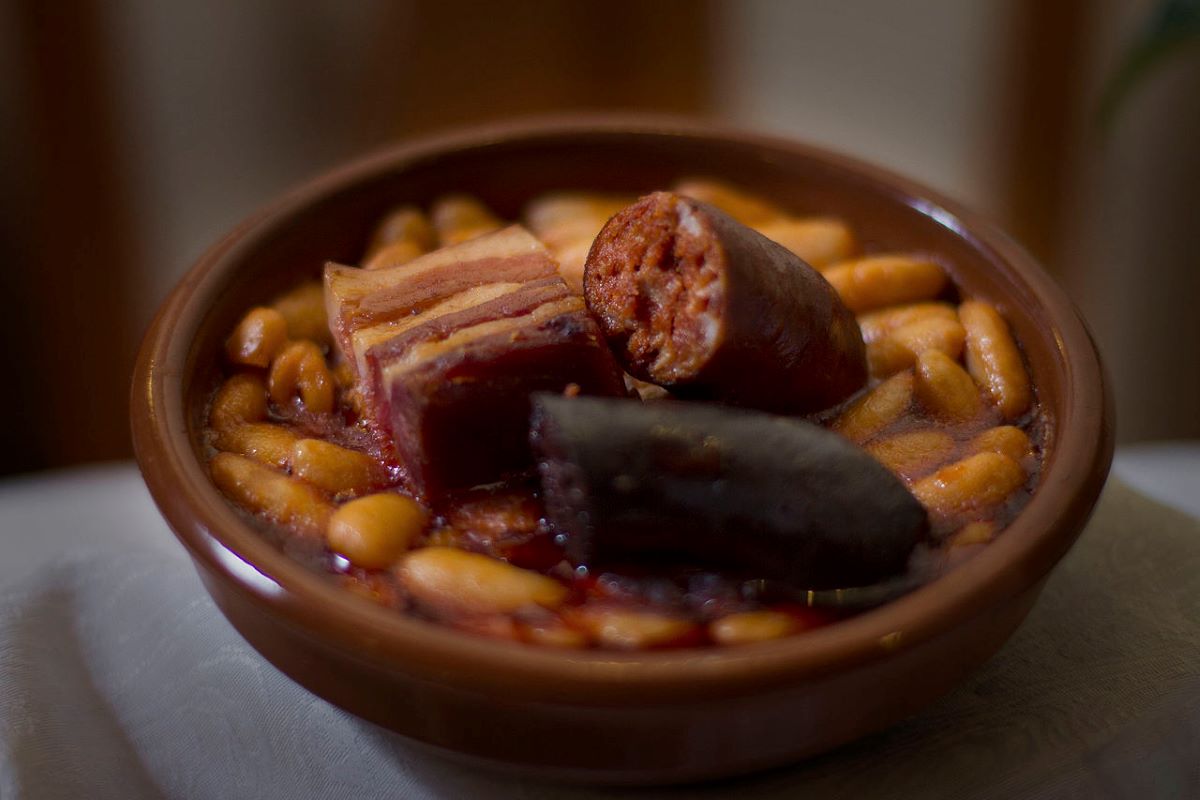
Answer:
583;192;867;414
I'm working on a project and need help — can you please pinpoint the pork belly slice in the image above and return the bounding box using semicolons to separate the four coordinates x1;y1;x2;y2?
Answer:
324;225;625;497
325;225;560;371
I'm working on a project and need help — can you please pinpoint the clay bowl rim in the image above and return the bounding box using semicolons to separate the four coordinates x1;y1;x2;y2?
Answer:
131;114;1113;705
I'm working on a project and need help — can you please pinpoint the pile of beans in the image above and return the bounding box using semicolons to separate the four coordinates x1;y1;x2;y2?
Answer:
205;182;1042;650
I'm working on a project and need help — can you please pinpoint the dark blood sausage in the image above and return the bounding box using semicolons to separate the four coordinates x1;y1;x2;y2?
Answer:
583;191;867;414
325;226;627;498
531;394;928;590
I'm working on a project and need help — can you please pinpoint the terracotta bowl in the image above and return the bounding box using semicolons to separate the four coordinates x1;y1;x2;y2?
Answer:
130;116;1113;785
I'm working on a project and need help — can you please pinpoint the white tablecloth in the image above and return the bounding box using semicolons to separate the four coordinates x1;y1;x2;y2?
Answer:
1;449;1198;799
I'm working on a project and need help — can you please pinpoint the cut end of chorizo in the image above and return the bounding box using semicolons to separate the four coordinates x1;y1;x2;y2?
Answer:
583;192;726;384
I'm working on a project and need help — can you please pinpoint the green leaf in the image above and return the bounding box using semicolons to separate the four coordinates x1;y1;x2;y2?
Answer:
1097;0;1200;130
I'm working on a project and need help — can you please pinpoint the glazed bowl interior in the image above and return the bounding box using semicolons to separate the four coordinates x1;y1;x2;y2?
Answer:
134;117;1111;705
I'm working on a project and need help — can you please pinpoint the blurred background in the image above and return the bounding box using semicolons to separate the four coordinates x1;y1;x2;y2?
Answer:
1;0;1197;477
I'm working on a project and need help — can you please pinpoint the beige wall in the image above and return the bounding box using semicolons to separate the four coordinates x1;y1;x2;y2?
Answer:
713;1;1011;217
104;1;389;325
1056;0;1200;441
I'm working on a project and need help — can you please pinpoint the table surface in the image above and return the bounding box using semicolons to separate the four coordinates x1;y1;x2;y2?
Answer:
0;446;1197;799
